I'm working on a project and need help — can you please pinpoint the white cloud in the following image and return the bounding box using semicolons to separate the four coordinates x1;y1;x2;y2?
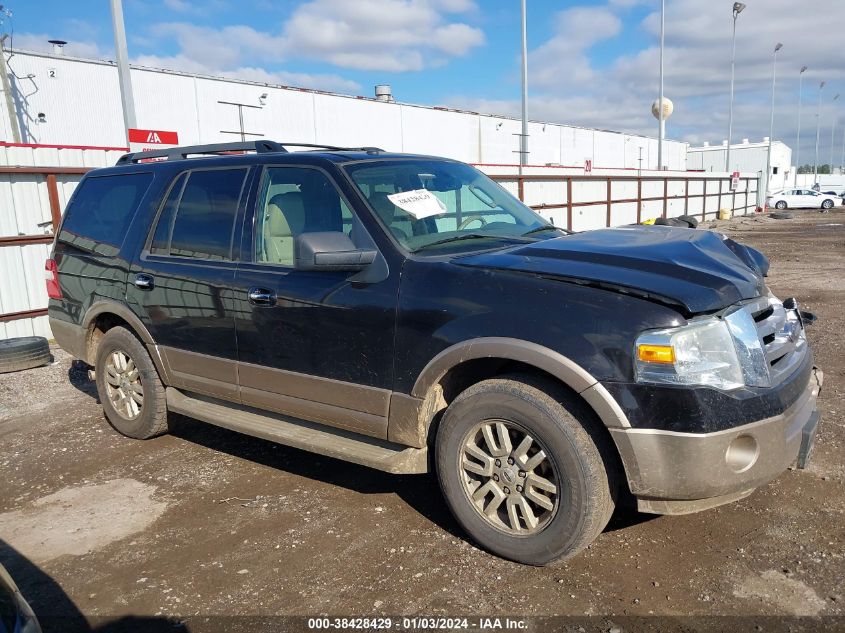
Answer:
280;0;485;71
9;32;109;59
449;0;845;164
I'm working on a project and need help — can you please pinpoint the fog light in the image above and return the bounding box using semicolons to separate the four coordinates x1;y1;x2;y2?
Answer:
725;434;759;473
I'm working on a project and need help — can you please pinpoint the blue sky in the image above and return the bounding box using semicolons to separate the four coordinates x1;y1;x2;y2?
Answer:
4;0;845;162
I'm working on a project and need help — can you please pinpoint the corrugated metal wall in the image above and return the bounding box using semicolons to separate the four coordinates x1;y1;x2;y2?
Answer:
1;49;688;170
0;145;125;339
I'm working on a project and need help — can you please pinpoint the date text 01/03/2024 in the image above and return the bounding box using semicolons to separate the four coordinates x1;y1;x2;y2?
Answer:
306;617;528;630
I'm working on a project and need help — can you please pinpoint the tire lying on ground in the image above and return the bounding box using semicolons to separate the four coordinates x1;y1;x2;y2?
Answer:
654;215;698;228
0;336;52;373
676;214;700;228
769;211;794;220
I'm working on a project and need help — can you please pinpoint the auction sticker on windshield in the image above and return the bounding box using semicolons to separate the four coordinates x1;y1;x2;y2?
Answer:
387;189;447;220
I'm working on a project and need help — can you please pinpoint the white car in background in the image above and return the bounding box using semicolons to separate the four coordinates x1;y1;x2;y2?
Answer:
767;188;840;210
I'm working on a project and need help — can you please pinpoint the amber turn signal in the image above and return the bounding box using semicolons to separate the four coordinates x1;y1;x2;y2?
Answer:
637;344;675;364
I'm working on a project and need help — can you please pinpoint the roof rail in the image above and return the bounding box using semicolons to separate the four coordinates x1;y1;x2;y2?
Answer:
115;140;286;164
115;140;385;165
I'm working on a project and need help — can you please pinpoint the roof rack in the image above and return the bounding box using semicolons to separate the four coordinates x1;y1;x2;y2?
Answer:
115;140;384;165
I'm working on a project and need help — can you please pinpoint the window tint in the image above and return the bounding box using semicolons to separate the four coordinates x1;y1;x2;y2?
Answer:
59;172;153;256
150;172;187;255
255;167;353;266
151;168;247;260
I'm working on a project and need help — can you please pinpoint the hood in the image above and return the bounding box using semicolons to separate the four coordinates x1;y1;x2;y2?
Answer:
455;226;768;315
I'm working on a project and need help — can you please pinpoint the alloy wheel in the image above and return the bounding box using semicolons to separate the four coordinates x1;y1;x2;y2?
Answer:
104;350;144;420
459;420;559;535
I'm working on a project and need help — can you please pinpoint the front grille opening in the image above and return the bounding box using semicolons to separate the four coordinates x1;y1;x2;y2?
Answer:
753;306;774;322
770;353;788;367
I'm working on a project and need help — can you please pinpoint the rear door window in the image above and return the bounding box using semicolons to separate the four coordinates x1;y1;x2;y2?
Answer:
148;168;248;261
59;172;154;256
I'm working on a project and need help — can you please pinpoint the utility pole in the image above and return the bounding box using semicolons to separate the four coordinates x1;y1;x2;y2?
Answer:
0;34;21;143
518;0;528;176
764;43;782;196
110;0;137;144
814;81;825;184
657;0;665;171
726;2;746;173
830;94;840;175
795;66;807;182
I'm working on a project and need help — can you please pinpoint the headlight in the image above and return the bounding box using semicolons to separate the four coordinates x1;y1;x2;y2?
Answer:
635;310;770;391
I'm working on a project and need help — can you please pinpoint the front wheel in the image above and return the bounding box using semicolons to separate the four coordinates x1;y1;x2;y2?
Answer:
775;200;788;210
95;326;169;439
435;375;616;565
822;199;833;209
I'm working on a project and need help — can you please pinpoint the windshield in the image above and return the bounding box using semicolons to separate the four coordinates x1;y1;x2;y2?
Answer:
344;159;554;252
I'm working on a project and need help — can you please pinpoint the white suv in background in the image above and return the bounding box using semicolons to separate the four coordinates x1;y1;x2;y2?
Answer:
767;188;840;210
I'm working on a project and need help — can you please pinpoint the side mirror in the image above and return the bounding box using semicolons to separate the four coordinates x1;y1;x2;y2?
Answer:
294;232;377;272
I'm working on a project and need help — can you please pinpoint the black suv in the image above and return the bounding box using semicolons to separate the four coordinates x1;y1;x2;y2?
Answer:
47;141;823;565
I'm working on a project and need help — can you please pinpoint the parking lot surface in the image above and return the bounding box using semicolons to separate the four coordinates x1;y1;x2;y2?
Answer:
1;210;843;631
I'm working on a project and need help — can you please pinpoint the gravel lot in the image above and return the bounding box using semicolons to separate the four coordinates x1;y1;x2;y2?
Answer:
1;209;843;632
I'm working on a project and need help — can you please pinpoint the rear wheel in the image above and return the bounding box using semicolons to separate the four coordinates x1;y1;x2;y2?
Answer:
435;374;615;565
775;200;788;209
94;326;169;439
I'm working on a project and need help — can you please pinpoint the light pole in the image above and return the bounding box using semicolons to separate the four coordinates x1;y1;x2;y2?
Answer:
725;2;746;173
795;65;807;182
110;0;137;143
657;0;665;170
765;43;782;196
519;0;528;176
841;125;845;176
829;94;840;175
814;81;825;184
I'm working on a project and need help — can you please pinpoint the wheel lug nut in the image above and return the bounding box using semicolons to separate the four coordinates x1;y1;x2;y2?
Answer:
503;487;510;494
492;474;499;481
516;485;523;493
507;457;514;465
495;459;501;467
518;470;526;478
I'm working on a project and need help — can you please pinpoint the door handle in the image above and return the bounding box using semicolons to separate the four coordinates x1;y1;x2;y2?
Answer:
134;273;154;290
248;288;276;306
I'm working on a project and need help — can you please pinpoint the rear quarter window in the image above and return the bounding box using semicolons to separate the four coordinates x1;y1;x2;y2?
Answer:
59;172;154;256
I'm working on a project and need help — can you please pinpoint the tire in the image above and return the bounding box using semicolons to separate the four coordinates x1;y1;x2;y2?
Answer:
94;326;169;439
435;374;616;565
677;214;700;229
770;211;794;220
821;199;833;209
775;200;788;210
0;336;52;373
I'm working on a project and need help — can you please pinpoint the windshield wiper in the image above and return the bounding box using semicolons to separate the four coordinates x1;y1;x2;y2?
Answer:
521;224;565;237
412;233;497;252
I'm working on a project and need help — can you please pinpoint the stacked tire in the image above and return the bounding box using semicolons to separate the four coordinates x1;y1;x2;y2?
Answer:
0;336;52;373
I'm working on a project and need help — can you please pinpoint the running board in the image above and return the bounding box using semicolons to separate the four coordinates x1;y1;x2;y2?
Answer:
166;387;429;474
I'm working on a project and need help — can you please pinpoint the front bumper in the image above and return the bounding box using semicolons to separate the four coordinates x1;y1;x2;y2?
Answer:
609;367;823;515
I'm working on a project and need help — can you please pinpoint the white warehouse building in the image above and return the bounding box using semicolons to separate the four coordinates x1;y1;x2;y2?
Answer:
687;139;793;192
0;48;689;170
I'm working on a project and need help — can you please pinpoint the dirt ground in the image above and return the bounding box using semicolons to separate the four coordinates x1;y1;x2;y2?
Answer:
1;209;843;632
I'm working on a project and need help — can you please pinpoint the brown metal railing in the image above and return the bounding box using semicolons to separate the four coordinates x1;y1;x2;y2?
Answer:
0;166;91;323
489;174;760;229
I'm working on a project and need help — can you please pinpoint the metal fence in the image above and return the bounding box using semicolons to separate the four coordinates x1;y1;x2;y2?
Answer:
0;143;126;338
489;173;760;231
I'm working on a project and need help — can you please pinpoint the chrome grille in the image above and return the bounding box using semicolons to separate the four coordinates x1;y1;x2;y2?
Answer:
745;295;807;384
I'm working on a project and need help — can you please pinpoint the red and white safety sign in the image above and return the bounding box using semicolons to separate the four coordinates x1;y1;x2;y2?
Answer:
128;128;179;153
